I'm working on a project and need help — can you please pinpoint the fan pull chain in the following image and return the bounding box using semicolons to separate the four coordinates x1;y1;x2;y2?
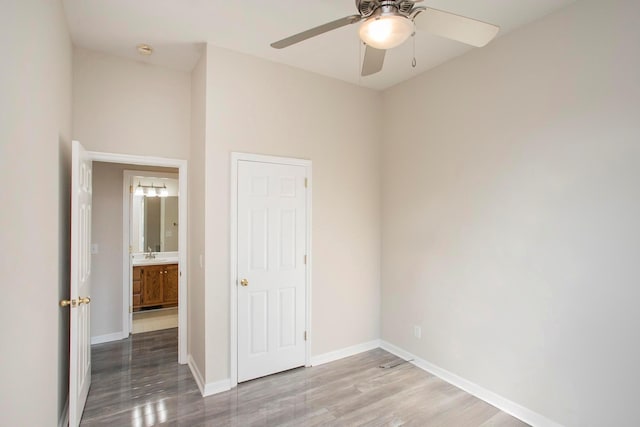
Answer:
412;31;417;68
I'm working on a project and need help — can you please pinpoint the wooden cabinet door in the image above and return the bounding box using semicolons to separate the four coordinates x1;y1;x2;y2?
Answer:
163;264;179;304
141;265;163;305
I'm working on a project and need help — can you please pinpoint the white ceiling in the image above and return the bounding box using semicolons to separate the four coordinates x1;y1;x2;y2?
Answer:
63;0;576;90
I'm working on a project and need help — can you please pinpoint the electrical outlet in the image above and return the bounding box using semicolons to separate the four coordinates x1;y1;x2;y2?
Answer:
413;325;422;339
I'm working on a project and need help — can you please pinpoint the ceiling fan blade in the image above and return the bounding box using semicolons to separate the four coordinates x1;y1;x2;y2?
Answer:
414;7;499;47
271;15;362;49
361;45;386;77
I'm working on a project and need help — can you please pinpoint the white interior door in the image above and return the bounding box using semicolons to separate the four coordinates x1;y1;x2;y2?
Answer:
69;140;92;426
237;160;307;382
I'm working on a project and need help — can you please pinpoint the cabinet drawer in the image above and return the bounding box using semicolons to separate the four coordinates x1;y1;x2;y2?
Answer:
133;280;141;294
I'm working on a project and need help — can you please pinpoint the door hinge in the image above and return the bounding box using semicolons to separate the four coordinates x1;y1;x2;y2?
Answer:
304;255;307;265
304;331;308;341
129;245;132;254
129;184;133;194
129;306;133;313
304;178;308;188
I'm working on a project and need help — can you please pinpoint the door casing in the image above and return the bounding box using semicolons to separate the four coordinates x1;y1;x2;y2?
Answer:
88;151;188;364
230;152;312;388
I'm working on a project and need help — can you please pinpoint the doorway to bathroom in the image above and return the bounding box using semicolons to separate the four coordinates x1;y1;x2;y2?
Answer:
125;170;180;336
87;151;188;364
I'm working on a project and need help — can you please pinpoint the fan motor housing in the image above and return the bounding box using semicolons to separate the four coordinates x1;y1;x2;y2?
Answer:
356;0;418;17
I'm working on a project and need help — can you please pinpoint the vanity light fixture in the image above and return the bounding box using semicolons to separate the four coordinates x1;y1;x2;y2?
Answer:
134;182;169;197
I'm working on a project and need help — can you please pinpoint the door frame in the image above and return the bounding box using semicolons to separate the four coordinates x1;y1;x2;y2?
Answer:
88;150;188;364
229;152;312;387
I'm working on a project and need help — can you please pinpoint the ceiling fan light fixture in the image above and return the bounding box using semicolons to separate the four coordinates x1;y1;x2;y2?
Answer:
359;14;413;50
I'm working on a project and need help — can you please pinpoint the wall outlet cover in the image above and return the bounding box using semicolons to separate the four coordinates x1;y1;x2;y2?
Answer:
413;325;422;339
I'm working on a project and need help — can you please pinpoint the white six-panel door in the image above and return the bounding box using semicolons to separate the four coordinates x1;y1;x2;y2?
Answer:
69;140;92;426
237;160;308;382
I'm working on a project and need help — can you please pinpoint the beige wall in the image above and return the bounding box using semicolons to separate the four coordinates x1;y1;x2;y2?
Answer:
91;162;178;340
203;46;383;383
381;0;640;425
72;47;191;159
0;0;72;425
189;51;207;376
92;162;125;337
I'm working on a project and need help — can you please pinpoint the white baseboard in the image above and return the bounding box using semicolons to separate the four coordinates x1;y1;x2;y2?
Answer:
90;331;128;345
187;355;231;397
203;378;232;397
379;340;562;427
311;339;381;366
58;395;69;427
187;355;206;395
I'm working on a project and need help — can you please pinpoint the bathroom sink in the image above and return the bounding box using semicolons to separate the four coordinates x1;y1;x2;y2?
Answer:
131;251;179;266
132;257;177;266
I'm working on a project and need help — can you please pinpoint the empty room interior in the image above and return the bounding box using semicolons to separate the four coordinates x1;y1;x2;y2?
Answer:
2;0;639;426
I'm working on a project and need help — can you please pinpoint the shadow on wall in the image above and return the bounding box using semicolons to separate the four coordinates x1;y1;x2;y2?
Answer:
58;137;71;421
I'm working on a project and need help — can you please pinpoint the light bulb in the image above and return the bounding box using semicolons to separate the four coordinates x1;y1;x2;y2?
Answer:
159;186;168;197
146;187;156;197
359;14;413;50
134;185;144;196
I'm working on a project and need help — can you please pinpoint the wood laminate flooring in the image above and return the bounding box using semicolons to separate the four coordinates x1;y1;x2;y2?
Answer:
81;328;529;426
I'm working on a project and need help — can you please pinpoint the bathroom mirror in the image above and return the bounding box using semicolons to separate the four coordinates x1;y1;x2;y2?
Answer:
130;174;179;253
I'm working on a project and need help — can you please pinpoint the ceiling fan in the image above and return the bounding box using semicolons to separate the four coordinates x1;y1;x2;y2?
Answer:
271;0;500;76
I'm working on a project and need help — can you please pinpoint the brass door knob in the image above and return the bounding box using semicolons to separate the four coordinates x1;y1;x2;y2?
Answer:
78;296;91;305
240;278;249;287
60;299;75;307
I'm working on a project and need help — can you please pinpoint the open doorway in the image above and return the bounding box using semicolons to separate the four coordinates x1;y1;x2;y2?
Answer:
87;152;187;364
125;170;179;335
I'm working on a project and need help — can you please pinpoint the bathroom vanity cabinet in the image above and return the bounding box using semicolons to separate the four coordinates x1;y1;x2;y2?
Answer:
132;263;178;311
